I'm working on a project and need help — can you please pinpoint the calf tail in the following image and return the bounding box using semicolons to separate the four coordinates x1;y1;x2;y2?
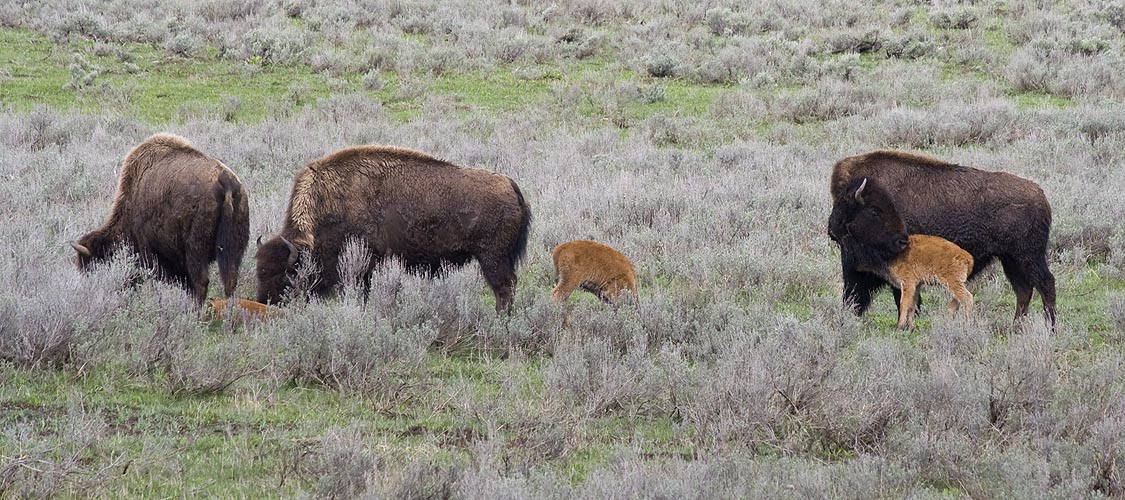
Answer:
507;178;532;270
216;173;250;298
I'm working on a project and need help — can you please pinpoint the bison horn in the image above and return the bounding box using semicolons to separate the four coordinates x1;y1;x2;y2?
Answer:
70;241;92;257
256;235;263;247
854;178;867;205
280;236;299;265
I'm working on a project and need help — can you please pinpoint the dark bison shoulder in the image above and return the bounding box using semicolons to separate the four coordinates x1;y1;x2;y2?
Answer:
831;149;1049;225
831;149;976;201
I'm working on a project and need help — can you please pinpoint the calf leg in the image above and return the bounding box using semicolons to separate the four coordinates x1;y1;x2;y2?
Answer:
551;274;582;304
946;280;974;315
552;274;583;327
603;282;628;307
896;283;918;330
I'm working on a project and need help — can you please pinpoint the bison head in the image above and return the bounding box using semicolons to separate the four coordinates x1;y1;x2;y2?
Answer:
828;177;909;259
255;235;301;304
70;232;112;271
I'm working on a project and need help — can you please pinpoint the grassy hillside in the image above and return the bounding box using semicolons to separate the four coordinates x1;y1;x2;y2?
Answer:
3;1;1125;498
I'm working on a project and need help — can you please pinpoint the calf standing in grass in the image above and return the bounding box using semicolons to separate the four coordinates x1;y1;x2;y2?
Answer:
856;234;974;330
552;240;637;324
834;178;974;329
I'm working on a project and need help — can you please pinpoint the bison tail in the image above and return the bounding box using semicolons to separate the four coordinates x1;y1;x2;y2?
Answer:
508;178;532;270
215;178;250;298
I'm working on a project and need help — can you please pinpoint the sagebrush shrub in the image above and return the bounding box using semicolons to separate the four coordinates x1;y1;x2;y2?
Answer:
260;295;433;397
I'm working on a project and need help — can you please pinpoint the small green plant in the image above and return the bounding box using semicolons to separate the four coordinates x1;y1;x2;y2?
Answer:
645;54;677;78
62;53;99;90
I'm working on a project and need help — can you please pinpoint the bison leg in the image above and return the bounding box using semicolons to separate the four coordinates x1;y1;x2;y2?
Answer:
1000;256;1035;321
1027;255;1057;328
551;275;581;304
479;257;517;314
185;267;209;307
947;282;973;316
551;275;583;327
184;250;212;307
602;283;626;307
842;265;884;315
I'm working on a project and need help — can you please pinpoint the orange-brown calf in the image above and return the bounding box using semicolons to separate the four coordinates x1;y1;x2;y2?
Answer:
206;298;278;323
866;235;974;330
551;240;637;323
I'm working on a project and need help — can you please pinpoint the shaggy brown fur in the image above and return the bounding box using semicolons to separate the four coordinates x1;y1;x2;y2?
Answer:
255;145;532;312
828;149;1055;326
206;298;278;323
858;235;974;330
72;133;250;305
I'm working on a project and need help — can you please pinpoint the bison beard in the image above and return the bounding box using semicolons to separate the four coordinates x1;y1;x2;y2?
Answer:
828;150;1057;327
255;146;532;313
72;133;250;306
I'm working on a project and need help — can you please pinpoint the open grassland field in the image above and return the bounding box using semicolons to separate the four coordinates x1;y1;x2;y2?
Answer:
4;0;1125;497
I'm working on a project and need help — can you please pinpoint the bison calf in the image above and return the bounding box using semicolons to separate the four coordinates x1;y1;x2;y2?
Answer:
859;234;974;330
206;299;278;323
551;240;637;322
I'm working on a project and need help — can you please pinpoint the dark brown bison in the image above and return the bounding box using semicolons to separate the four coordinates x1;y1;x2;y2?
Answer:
72;133;250;305
255;145;532;312
827;150;1056;326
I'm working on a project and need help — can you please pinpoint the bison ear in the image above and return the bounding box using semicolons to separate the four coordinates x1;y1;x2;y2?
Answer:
70;241;92;258
854;178;867;205
280;236;299;266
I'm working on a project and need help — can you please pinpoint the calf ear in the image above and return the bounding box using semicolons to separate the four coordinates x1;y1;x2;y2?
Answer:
854;178;867;205
70;241;92;257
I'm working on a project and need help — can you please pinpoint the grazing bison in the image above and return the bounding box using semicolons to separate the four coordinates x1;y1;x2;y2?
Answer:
827;150;1055;326
551;240;637;305
255;145;532;312
72;133;250;305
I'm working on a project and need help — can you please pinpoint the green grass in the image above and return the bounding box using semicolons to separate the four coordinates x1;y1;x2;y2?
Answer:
4;15;1125;497
431;70;553;112
1008;89;1074;109
0;27;733;125
0;28;342;123
0;349;691;497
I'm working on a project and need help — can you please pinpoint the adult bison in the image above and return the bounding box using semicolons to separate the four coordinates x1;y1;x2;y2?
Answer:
72;133;250;305
827;150;1056;326
255;145;532;312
